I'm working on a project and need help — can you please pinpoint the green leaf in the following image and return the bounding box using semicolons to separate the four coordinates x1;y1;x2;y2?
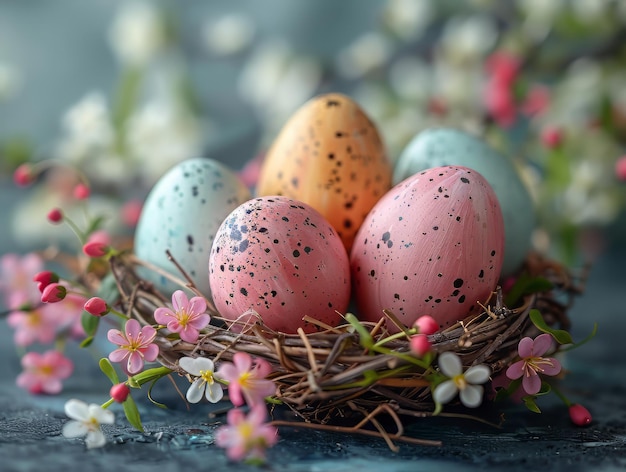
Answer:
504;274;553;307
494;377;522;402
79;335;94;348
122;395;144;432
81;311;100;337
147;379;169;409
561;323;598;352
99;358;120;385
529;309;573;345
523;395;541;414
344;313;374;349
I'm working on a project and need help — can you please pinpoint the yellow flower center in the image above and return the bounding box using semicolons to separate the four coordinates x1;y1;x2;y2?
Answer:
525;356;555;375
200;369;215;385
177;309;190;328
453;374;467;390
239;371;252;388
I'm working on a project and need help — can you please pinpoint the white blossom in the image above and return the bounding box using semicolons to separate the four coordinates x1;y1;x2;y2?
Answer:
62;399;114;449
382;0;434;41
179;356;223;404
203;13;256;56
438;15;498;64
335;32;393;80
433;352;490;408
108;1;167;66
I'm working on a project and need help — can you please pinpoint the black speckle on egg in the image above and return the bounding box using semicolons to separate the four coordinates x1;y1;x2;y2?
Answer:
461;177;470;184
304;246;312;254
187;234;194;245
370;269;376;277
282;216;289;222
491;250;496;256
458;295;466;303
478;269;484;278
293;249;300;258
240;287;248;296
433;226;439;231
453;278;464;288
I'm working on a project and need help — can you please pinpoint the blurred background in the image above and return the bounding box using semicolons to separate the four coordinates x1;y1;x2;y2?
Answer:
1;0;625;260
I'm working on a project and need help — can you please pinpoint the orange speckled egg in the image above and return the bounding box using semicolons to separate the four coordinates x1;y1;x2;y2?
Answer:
256;93;392;251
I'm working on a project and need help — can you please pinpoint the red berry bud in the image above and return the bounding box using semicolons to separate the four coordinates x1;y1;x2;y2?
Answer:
541;126;563;149
33;271;60;293
110;383;130;403
13;164;34;187
569;404;592;426
414;315;439;335
410;334;432;357
73;183;90;200
84;297;110;316
47;208;64;224
82;241;108;258
41;283;67;303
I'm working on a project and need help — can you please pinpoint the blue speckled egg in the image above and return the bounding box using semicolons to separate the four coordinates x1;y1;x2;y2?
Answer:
209;196;351;334
393;128;535;276
134;158;251;297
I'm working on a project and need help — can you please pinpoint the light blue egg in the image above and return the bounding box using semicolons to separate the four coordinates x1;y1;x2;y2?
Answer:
134;158;252;297
393;128;535;276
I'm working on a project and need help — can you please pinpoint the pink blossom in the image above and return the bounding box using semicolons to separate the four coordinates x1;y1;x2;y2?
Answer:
7;305;59;346
154;290;210;343
217;352;275;407
53;293;88;339
506;333;562;395
16;350;73;394
107;319;159;375
521;84;550;117
569;404;592;426
485;51;520;86
215;406;278;462
484;79;517;128
0;253;44;310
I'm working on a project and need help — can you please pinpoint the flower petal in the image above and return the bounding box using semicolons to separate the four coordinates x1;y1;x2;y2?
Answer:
186;378;206;404
506;360;525;380
124;319;142;339
532;333;554;357
142;343;160;362
179;326;199;343
64;399;89;421
522;371;542;395
90;404;115;424
518;337;534;358
189;313;210;330
464;364;491;384
106;329;127;346
206;381;224;403
253;357;272;379
460;384;484;408
153;307;174;325
179;356;201;376
233;351;252;373
541;357;562;376
172;290;189;312
108;348;129;363
188;296;207;315
126;352;144;374
62;420;88;438
85;430;107;449
433;379;458;405
438;352;462;377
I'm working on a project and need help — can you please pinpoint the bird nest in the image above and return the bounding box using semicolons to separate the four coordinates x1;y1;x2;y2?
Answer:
108;251;584;447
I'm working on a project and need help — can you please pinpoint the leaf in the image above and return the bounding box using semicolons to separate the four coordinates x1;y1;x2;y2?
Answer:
81;311;100;337
79;335;94;348
504;274;553;307
561;323;598;352
523;395;541;414
123;395;144;432
344;313;374;349
529;309;573;345
147;379;169;409
99;358;120;385
494;377;522;402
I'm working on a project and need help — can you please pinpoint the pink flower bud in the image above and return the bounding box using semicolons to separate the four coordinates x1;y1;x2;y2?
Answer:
110;383;130;403
82;241;108;258
47;208;63;224
33;271;60;293
84;297;110;316
615;156;626;181
541;126;563;149
414;315;439;335
41;283;67;303
410;334;432;357
13;164;34;187
121;200;143;228
569;404;592;426
73;183;91;200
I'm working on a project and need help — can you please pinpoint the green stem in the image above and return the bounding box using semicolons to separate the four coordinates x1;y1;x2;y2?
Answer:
551;385;572;407
101;398;115;409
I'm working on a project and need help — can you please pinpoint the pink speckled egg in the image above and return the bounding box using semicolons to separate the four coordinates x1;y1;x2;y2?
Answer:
350;166;504;332
209;196;351;333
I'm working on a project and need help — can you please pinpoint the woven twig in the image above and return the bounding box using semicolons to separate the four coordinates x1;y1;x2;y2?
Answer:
109;251;583;425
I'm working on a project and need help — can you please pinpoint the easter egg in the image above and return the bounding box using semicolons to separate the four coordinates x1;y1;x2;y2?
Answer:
209;196;351;333
256;93;392;251
393;128;535;276
351;166;504;331
134;158;251;297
